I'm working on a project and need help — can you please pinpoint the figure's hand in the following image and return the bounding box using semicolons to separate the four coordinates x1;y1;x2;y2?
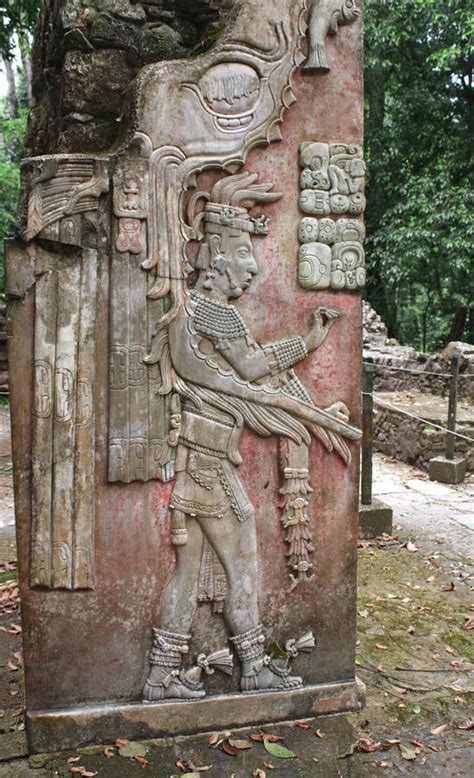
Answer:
303;306;341;352
325;401;350;424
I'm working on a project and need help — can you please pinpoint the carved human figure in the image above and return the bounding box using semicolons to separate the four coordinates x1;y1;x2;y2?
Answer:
143;171;358;702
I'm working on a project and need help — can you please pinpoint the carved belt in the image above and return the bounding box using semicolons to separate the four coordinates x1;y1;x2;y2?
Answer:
180;408;242;462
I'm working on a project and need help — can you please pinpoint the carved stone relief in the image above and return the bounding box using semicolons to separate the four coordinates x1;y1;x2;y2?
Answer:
11;0;363;721
31;246;98;589
303;0;360;72
15;153;108;590
298;142;366;290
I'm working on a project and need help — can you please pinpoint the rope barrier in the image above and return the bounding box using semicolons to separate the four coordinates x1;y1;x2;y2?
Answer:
361;392;474;444
363;361;474;379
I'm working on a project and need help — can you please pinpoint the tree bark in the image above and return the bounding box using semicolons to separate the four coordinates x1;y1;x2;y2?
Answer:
2;55;19;117
18;33;33;107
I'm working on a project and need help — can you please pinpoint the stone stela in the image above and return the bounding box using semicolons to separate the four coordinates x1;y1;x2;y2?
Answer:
6;0;365;752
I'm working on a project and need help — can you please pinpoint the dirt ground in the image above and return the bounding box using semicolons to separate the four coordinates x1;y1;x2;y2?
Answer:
0;402;473;776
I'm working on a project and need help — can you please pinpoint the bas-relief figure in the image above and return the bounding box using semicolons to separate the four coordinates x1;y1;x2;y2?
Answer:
9;0;363;719
141;171;360;700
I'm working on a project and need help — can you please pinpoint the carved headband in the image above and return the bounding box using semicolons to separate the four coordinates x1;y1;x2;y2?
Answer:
187;193;269;240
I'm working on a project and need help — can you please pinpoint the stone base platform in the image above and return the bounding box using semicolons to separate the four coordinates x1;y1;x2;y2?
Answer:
429;456;467;484
358;498;393;538
26;678;365;754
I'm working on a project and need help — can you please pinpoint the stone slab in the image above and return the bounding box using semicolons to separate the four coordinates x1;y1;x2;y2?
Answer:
0;732;28;762
358;498;393;538
429;456;467;485
26;679;364;754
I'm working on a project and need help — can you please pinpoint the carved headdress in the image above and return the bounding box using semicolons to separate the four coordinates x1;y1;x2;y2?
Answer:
187;171;281;240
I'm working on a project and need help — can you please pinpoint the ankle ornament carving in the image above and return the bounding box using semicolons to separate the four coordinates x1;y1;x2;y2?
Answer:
230;625;266;662
149;628;191;667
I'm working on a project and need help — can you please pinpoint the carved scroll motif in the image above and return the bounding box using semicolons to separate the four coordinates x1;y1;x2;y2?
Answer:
297;142;366;290
19;156;109;242
31;247;97;589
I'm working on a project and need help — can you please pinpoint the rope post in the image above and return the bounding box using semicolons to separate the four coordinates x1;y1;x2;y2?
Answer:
445;354;460;460
429;351;466;484
358;364;393;538
360;365;374;506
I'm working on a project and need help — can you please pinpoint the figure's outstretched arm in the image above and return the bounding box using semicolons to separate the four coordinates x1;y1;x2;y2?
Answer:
214;306;341;383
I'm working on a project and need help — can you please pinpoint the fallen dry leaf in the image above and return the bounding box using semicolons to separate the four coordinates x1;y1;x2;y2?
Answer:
6;660;18;672
250;734;264;742
463;615;474;630
357;738;382;753
115;738;129;748
399;743;417;761
378;762;391;769
104;747;114;758
294;720;310;729
222;741;239;756
253;770;266;778
445;646;455;655
457;720;474;730
315;729;327;739
406;541;418;553
208;732;219;747
263;762;275;770
375;644;389;651
67;757;81;764
7;624;21;635
262;734;283;742
82;772;97;778
430;724;449;736
228;739;253;750
133;755;150;767
392;686;407;695
384;739;401;746
441;581;455;592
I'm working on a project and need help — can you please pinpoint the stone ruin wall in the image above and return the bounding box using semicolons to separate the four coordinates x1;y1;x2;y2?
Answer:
27;0;234;155
364;302;474;473
363;302;474;402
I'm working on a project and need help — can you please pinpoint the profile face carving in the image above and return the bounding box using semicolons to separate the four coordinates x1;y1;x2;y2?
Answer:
187;171;281;300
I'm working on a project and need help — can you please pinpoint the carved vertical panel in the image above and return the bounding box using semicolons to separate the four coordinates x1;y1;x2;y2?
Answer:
108;139;173;483
73;249;97;588
30;247;98;590
31;258;57;587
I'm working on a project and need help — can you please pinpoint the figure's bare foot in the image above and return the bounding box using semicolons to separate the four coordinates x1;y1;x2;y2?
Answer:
143;665;206;701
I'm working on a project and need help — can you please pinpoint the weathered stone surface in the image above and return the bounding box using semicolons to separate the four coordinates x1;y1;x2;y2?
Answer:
429;456;467;485
358;497;393;539
10;0;364;753
62;50;133;118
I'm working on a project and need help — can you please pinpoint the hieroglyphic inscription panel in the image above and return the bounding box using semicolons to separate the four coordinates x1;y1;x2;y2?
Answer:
298;142;366;290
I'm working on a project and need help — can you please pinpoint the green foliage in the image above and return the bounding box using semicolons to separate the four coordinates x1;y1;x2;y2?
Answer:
0;160;20;291
0;0;42;58
364;0;474;351
0;105;26;292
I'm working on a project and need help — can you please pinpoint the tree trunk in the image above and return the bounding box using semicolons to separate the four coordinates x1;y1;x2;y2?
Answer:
448;305;468;344
18;33;33;107
2;56;19;117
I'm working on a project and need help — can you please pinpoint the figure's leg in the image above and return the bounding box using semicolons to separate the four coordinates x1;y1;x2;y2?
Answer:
198;513;302;692
198;511;258;635
160;514;202;633
144;514;205;702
